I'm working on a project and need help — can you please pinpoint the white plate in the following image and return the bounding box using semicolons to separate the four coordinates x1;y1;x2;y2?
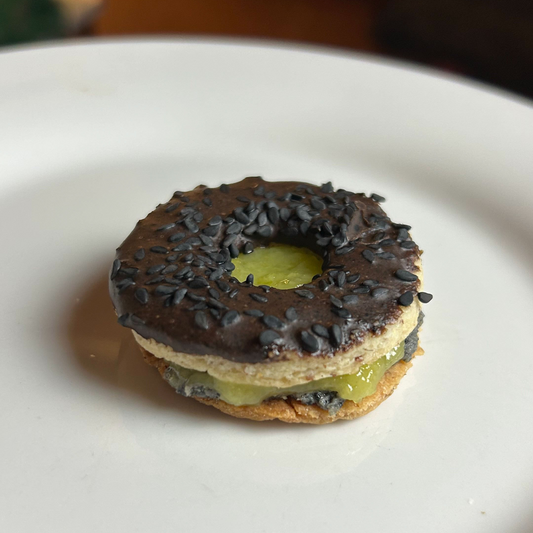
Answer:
1;39;532;533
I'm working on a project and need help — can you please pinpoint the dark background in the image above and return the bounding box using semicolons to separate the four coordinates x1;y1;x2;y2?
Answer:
2;0;533;100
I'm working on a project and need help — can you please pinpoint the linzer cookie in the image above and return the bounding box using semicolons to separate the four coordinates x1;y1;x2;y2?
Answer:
109;177;432;424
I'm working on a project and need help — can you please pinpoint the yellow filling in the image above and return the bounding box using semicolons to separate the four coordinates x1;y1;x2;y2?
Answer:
165;343;405;406
231;243;323;289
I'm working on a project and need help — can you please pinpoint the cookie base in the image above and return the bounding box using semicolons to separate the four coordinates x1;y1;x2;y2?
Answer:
140;345;423;424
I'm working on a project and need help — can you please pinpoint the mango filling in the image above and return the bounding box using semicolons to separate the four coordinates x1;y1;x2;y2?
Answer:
165;342;405;406
231;243;323;289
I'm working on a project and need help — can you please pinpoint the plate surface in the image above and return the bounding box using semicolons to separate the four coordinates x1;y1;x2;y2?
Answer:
1;39;532;533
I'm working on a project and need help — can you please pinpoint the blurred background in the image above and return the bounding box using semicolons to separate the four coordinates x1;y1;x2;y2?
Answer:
1;0;532;99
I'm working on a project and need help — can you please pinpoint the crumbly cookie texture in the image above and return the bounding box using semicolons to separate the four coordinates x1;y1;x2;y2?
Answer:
132;295;420;389
140;345;424;424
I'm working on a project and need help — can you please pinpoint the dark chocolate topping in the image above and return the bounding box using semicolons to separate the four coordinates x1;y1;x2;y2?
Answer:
110;177;422;363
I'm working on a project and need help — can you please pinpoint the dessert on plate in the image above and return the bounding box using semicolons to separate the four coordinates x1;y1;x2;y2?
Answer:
109;177;432;424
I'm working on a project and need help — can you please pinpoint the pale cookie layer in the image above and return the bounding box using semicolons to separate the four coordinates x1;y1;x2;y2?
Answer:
133;299;421;388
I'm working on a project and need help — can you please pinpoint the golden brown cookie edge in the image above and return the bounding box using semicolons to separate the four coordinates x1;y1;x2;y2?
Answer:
140;345;423;425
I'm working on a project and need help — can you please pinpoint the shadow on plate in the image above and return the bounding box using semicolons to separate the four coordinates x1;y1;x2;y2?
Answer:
65;269;319;430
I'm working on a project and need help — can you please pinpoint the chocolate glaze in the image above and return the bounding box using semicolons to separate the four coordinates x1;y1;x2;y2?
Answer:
109;177;421;363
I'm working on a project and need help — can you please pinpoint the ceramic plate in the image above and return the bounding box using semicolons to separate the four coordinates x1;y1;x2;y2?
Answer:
1;40;532;533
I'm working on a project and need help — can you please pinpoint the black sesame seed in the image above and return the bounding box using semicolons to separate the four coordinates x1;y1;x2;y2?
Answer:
371;288;388;298
284;307;298;322
236;196;249;203
220;184;230;193
165;203;180;213
116;278;134;293
187;293;206;302
208;288;220;300
228;243;239;259
259;330;281;346
380;239;395;247
162;265;178;275
320;182;334;193
171;288;187;305
267;206;280;224
352;285;370;294
203;188;212;196
263;315;284;329
335;246;355;255
398;291;414;306
210;308;221;319
300;222;310;235
166;254;179;262
296;206;312;221
173;243;192;252
265;191;277;199
134;288;149;305
216;280;231;292
395;269;419;282
229;288;239;299
329;295;343;308
234;209;250;225
347;274;360;283
280;207;291;221
195;311;209;329
253;184;266;196
154;285;176;296
146;275;165;285
157;222;176;231
147;264;166;275
243;224;257;236
250;293;268;303
310;197;326;210
244;309;264;317
133;249;145;261
294;289;314;299
362;279;379;286
397;228;409;241
312;324;329;338
362;250;374;263
189;277;209;289
257;212;268;226
329;324;342;347
376;252;396;260
190;302;208;311
318;279;331;291
300;331;319;353
418;292;433;303
371;193;386;203
246;274;254;285
226;222;242;235
151;246;168;254
202;197;212;207
337;271;346;288
224;261;235;272
119;267;139;277
168;232;186;243
184;218;199;233
111;259;121;280
332;308;352;318
342;294;359;304
186;237;202;246
208;215;222;226
400;241;416;250
221;310;240;327
209;268;224;281
243;242;254;254
316;237;331;247
257;225;273;238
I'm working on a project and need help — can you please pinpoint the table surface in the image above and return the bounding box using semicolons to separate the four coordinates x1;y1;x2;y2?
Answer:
93;0;386;53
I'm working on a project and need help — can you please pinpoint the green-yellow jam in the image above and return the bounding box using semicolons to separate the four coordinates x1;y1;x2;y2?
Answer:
165;342;405;406
231;243;323;289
